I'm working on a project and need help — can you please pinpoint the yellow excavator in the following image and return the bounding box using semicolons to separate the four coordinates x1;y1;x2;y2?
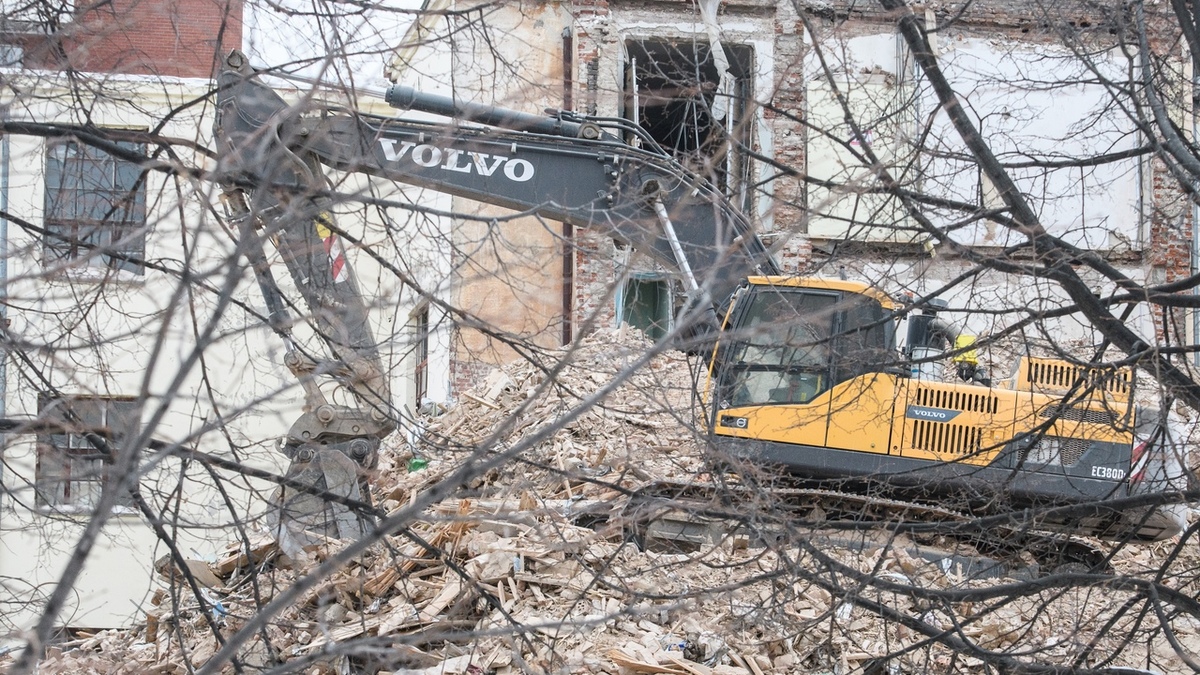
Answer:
706;276;1186;543
212;51;1187;554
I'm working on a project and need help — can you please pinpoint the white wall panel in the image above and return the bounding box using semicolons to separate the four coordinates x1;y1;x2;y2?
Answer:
805;31;1142;250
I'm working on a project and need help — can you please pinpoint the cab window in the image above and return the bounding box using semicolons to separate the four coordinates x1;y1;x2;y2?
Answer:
719;290;838;407
716;287;892;408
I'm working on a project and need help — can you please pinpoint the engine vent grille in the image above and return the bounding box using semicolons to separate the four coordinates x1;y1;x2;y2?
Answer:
910;420;983;456
913;386;998;414
1038;405;1119;426
1027;436;1090;466
1020;357;1132;400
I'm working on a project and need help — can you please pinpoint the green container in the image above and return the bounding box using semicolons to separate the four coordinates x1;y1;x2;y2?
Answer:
407;457;428;472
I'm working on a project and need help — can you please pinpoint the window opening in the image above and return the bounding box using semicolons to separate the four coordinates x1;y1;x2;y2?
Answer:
412;306;430;408
36;395;138;510
44;138;147;274
624;39;754;209
620;277;672;341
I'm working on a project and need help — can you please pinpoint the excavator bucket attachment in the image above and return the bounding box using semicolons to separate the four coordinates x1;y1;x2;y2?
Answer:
215;51;391;555
270;444;373;556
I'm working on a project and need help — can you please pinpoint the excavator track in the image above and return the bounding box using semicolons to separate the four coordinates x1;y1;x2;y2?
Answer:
620;478;1109;579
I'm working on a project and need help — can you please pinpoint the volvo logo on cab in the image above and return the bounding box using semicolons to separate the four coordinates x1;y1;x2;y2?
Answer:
905;405;961;423
378;139;535;182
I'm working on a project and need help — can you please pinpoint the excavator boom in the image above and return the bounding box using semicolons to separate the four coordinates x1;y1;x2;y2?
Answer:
212;51;776;547
215;55;777;306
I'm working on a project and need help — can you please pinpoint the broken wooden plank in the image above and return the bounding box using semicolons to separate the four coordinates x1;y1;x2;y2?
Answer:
607;648;691;674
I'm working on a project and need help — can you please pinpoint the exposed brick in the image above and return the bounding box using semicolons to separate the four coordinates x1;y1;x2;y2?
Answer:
13;0;242;78
572;229;619;332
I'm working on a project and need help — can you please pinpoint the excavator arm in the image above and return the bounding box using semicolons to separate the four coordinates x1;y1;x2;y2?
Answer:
212;51;776;545
215;117;392;548
215;52;777;307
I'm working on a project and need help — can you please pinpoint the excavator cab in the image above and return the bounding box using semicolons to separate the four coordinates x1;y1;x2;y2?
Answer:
712;277;896;412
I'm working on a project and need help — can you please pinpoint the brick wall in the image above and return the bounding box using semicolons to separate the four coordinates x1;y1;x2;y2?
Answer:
14;0;242;78
569;0;618;333
770;0;813;272
1140;14;1195;349
1146;153;1193;348
448;332;498;399
572;229;618;332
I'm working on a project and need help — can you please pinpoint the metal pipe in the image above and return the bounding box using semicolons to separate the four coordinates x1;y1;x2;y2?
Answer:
561;26;575;346
384;85;585;138
562;27;574;111
652;197;699;295
0;120;8;522
650;195;720;339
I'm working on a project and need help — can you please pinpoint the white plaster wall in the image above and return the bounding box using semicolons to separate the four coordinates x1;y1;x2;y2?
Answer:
0;75;303;632
804;28;1143;250
930;36;1142;250
0;74;452;633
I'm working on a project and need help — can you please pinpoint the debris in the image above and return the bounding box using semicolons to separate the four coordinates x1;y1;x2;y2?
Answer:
11;328;1200;674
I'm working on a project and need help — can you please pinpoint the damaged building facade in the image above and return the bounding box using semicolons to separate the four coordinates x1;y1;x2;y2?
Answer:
393;0;1195;397
0;0;421;634
0;0;1193;638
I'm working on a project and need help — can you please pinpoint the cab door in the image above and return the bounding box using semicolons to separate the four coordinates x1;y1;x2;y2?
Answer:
824;294;899;455
708;286;839;448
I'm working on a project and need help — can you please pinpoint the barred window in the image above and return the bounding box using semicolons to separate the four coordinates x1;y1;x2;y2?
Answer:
44;139;147;274
36;396;139;510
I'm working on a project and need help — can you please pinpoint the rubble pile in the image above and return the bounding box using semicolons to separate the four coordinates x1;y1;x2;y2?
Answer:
12;329;1200;674
377;327;710;506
